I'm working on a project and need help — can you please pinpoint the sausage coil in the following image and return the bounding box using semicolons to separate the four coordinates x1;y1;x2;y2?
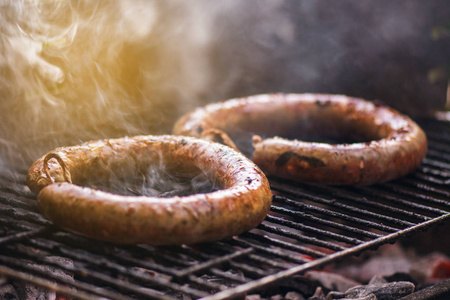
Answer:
27;135;272;245
173;94;427;185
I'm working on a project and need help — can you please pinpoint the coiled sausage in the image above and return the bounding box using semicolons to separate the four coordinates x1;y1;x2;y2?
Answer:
173;94;427;185
27;135;272;245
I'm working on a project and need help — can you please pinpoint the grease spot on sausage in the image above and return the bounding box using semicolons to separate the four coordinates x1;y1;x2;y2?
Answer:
209;132;226;144
275;151;326;168
359;156;366;181
195;125;203;135
315;99;331;107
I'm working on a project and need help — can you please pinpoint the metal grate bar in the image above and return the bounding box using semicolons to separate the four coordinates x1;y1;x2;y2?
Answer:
241;232;327;259
427;162;450;174
413;171;450;186
383;182;450;212
426;148;450;163
174;248;254;278
0;213;286;297
109;249;182;277
178;242;305;277
401;178;450;199
257;223;347;252
0;227;49;246
122;243;239;278
23;228;299;298
230;237;311;265
271;195;402;233
0;189;38;211
187;275;229;292
0;205;49;226
352;185;449;216
242;253;293;271
0;254;147;300
168;243;280;278
137;246;200;272
269;205;382;239
426;142;450;156
271;183;416;227
427;138;450;154
209;268;249;284
0;264;129;300
201;213;450;300
422;157;450;171
21;239;209;299
0;118;448;299
313;185;433;221
227;260;272;278
264;214;365;245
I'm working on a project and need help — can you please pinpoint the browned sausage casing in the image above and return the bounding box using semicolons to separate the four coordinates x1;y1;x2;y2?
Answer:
27;135;272;245
173;94;428;185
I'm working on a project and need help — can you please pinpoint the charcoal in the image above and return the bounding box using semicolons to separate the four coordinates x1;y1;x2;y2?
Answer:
0;282;18;300
305;271;360;293
308;287;326;300
285;291;306;300
331;295;376;300
165;291;192;300
334;244;450;285
277;276;320;297
13;283;53;300
326;278;414;300
12;256;74;300
270;294;284;300
399;278;450;300
383;273;417;286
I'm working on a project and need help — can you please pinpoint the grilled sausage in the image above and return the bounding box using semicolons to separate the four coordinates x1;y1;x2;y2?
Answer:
27;135;272;245
173;93;427;185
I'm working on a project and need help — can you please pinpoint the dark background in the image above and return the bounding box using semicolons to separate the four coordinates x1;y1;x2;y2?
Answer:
198;1;450;114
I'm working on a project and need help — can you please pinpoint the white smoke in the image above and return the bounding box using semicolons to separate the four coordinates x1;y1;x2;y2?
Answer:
0;0;448;171
0;1;216;168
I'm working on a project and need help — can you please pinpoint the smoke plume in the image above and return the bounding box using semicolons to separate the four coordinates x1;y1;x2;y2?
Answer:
0;0;448;170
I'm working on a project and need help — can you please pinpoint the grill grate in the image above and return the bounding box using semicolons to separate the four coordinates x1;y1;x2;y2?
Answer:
0;118;449;299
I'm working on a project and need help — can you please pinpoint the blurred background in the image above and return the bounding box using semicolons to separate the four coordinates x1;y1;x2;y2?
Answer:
1;0;449;169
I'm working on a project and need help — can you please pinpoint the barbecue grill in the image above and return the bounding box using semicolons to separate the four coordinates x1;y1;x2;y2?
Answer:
0;116;449;300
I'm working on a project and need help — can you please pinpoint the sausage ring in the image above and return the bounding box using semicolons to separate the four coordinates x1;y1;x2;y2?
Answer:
26;135;272;245
173;94;427;185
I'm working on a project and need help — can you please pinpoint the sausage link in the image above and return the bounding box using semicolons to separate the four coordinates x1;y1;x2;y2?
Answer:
27;135;272;245
173;94;427;185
